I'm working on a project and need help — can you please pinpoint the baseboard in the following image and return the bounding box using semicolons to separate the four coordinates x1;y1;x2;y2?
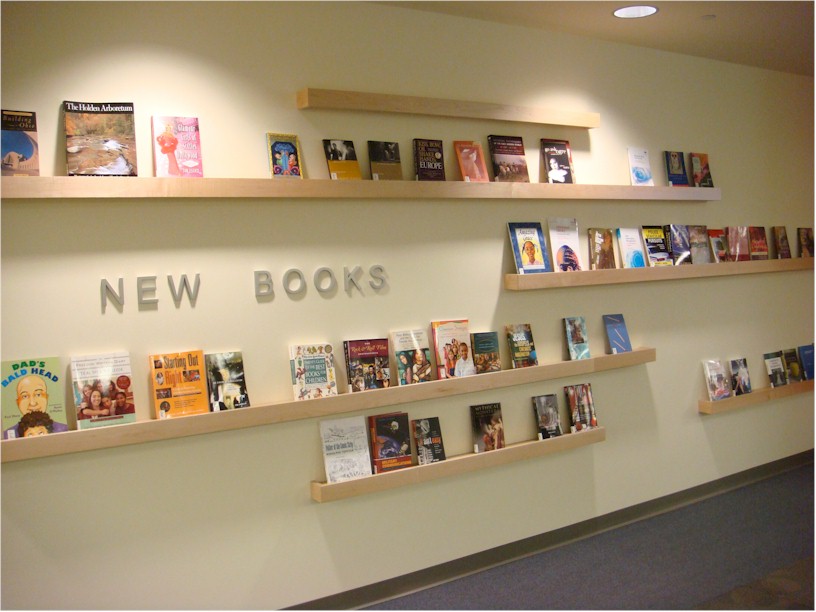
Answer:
288;450;814;610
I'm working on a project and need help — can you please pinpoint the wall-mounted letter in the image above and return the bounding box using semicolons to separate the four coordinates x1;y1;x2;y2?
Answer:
283;268;307;296
100;278;124;312
344;266;362;293
254;270;274;298
137;276;158;306
314;267;337;294
168;273;201;307
369;264;387;290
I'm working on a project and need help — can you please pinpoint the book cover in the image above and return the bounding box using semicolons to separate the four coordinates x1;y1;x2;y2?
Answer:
771;226;792;259
204;351;250;411
763;351;788;388
627;147;653;186
664;224;691;265
540;139;575;184
319;415;373;484
725;226;750;262
368;411;412;473
267;133;304;179
588;228;618;270
507;222;553;274
2;109;39;176
2;356;68;439
708;229;728;262
505;323;538;368
689;152;714;187
703;359;731;401
602;314;633;355
641;225;671;267
453;140;489;182
487;134;529;182
391;328;433;385
564;316;590;360
322;139;361;180
729;358;752;395
411;416;446;465
532;394;562;439
688;225;711;264
149;350;208;419
289;343;338;400
798;228;814;257
413;138;445;181
63;100;137;176
70;351;136;430
617;227;647;268
343;338;391;393
470;402;505;452
564;383;598;432
548;217;583;271
798;344;814;380
471;331;501;374
152;116;203;178
664;150;689;186
431;319;475;379
748;226;770;260
367;140;402;180
782;348;804;383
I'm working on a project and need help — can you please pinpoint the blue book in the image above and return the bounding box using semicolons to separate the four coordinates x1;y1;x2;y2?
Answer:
798;344;814;380
602;314;633;354
507;222;553;274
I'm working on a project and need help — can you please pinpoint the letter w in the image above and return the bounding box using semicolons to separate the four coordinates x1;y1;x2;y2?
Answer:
167;274;201;307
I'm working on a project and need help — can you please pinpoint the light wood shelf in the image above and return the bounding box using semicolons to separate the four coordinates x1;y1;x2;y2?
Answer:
310;427;606;503
0;348;654;463
505;258;814;290
297;87;602;129
698;379;814;414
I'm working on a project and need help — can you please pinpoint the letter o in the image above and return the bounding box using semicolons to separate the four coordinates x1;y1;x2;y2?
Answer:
313;267;337;294
283;268;307;295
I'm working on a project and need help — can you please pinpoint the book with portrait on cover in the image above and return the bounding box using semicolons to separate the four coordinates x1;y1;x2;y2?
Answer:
2;356;68;439
152;116;203;178
391;328;433;385
71;351;136;429
431;319;475;379
588;228;617;270
343;338;391;393
487;134;529;182
63;100;137;176
323;139;361;180
540;139;575;184
470;402;505;452
508;222;553;274
267;133;304;179
368;140;402;180
2;109;39;176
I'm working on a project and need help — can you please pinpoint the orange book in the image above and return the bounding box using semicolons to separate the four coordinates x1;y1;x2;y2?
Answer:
453;140;489;182
148;350;209;419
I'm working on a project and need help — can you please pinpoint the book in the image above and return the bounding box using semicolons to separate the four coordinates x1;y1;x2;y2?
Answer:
748;226;770;260
688;225;711;264
368;412;412;473
343;338;391;393
453;140;489;182
729;358;752;396
152;116;203;178
2;356;68;439
763;351;788;388
617;227;647;268
508;222;553;274
771;226;792;259
564;383;598;432
322;139;361;180
505;323;538;368
798;228;814;257
664;224;691;265
471;331;502;374
204;351;250;411
548;217;583;271
470;402;505;452
267;133;304;179
798;344;814;380
70;351;136;430
689;152;714;187
725;226;750;262
431;319;475;379
367;140;402;180
487;134;529;182
782;348;804;383
641;225;672;267
148;350;209;419
663;150;689;186
602;314;633;354
391;328;433;385
289;343;338;400
532;394;562;439
708;229;728;262
564;316;590;360
540;139;575;184
2;109;39;176
627;146;654;186
703;360;731;401
413;138;445;181
63;100;137;176
587;228;618;270
319;415;373;484
411;416;446;465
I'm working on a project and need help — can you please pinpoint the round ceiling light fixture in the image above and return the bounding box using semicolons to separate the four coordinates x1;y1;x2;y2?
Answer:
613;5;659;19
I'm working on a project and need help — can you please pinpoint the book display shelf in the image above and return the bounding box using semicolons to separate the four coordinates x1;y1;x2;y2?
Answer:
698;380;814;415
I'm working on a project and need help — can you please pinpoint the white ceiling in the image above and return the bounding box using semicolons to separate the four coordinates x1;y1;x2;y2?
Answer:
379;1;814;76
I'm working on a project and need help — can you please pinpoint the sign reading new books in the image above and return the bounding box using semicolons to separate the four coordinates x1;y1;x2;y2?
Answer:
2;356;68;438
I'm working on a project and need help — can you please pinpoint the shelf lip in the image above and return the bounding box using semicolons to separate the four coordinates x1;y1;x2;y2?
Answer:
297;87;602;129
0;348;653;464
505;258;814;290
698;380;814;414
310;427;607;503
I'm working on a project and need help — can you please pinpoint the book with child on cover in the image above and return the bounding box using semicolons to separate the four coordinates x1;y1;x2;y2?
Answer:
71;351;136;429
2;356;68;439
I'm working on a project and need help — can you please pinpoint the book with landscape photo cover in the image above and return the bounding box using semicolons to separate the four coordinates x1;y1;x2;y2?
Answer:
471;331;501;374
508;222;553;274
343;338;391;393
564;383;598;432
2;356;68;439
470;402;505;452
2;109;39;176
289;343;338;400
453;140;490;182
487;134;529;182
413;138;445;181
532;394;562;439
204;351;250;411
267;133;304;179
506;323;538;368
71;351;136;430
63;101;137;176
368;140;402;180
323;139;361;180
549;217;583;271
149;350;209;419
368;411;412;473
411;416;446;465
540;139;575;184
391;328;433;385
319;415;373;484
152;116;203;178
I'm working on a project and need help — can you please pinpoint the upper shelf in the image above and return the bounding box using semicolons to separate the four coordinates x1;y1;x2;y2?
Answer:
296;87;602;129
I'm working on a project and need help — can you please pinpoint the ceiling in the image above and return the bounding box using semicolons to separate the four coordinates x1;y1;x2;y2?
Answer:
380;1;814;76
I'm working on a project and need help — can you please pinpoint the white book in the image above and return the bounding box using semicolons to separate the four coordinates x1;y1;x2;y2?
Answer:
627;147;654;186
548;217;583;272
319;415;373;484
616;227;647;268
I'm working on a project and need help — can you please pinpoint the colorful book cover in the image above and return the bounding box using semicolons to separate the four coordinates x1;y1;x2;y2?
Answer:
149;350;208;419
319;415;372;484
391;329;433;385
540;139;575;184
71;351;136;430
771;226;792;259
2;356;68;439
725;226;750;262
617;227;647;268
748;226;770;260
627;146;653;186
343;338;391;393
798;344;814;380
708;229;728;262
763;351;788;388
431;319;475;379
532;394;562;439
204;351;250;411
664;150;689;186
602;314;633;355
565;316;590;360
487;134;529;182
505;323;538;368
729;358;752;395
289;344;338;401
641;226;671;266
63;100;137;176
413;138;445;181
368;140;402;180
152;116;203;178
564;383;598;432
548;217;583;271
453;140;489;182
798;228;814;257
588;228;617;270
267;133;304;179
664;224;691;265
2;109;39;176
703;360;731;401
322;139;361;180
411;416;446;464
688;225;711;264
689;152;714;187
782;348;804;383
470;402;505;452
471;331;501;374
507;222;553;274
368;411;412;473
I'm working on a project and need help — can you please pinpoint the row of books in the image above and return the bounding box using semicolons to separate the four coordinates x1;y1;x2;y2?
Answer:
319;382;600;484
509;219;814;275
702;344;814;402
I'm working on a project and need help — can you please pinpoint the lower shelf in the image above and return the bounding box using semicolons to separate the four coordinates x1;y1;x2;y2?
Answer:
698;380;813;414
310;426;606;502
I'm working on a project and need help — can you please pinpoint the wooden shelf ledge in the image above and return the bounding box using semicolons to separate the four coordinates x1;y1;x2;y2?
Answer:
698;379;814;414
0;348;653;464
310;427;606;503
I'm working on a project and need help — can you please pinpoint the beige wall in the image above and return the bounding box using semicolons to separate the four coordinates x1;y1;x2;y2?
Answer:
1;2;813;609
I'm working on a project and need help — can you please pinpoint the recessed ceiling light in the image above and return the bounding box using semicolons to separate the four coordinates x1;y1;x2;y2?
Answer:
613;5;659;19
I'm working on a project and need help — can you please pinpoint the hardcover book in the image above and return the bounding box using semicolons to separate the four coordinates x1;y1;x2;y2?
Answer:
368;412;412;473
763;351;788;388
267;133;304;179
729;358;752;395
453;140;489;182
548;217;583;271
782;348;804;383
564;383;598;432
532;394;562;439
2;109;39;176
798;228;813;257
411;416;446;465
540;139;575;184
319;415;372;483
204;351;250;411
771;226;792;259
505;323;538;368
471;331;502;374
391;328;433;385
152;116;203;178
322;139;361;180
368;140;402;180
602;314;633;355
63;100;137;176
663;150;689;186
343;338;391;393
748;226;770;260
149;350;209;419
798;344;814;380
431;319;475;379
487;134;529;182
703;359;731;401
664;224;691;265
289;343;338;400
725;226;750;262
627;146;653;186
2;356;68;439
588;228;617;270
688;225;711;264
564;316;590;360
508;222;553;274
689;152;714;187
413;138;445;181
71;351;136;430
470;402;505;452
641;225;672;267
617;227;647;268
708;229;728;262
